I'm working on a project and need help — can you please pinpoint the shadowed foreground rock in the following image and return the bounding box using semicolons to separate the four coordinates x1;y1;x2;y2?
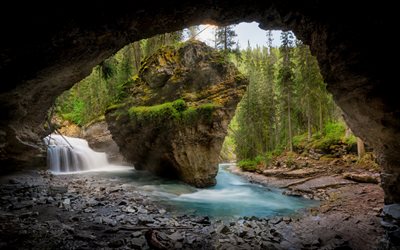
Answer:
106;41;247;187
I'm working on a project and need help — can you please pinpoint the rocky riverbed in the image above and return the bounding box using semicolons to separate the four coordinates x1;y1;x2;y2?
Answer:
0;168;385;249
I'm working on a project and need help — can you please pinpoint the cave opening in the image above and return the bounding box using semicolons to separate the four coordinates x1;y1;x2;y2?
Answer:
0;2;397;249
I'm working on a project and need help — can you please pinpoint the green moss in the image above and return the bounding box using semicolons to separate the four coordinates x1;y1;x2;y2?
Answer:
127;99;220;125
106;103;126;112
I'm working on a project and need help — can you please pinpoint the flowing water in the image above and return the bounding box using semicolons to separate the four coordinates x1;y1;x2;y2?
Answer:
44;134;128;173
44;135;318;218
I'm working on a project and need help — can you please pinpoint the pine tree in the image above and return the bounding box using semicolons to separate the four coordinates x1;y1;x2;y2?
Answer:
278;31;295;152
215;25;238;52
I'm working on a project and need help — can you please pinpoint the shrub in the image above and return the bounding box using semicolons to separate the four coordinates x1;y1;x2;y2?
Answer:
238;159;258;172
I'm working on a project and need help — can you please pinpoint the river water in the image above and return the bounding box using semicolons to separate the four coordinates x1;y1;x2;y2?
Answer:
44;134;318;219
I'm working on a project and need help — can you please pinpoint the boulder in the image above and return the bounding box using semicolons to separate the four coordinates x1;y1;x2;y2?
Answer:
106;41;247;187
81;120;126;164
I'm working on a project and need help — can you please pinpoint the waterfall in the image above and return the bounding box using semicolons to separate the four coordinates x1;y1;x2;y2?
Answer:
43;134;110;173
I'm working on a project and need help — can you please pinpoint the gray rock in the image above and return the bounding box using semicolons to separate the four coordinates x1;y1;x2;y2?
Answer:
128;238;145;249
246;229;255;239
383;204;400;220
74;231;96;240
119;200;128;206
138;215;154;225
12;200;34;210
108;239;125;248
116;214;126;222
84;207;96;213
123;206;136;213
131;231;142;238
217;225;231;234
103;217;118;227
94;217;103;224
169;231;184;241
49;186;68;195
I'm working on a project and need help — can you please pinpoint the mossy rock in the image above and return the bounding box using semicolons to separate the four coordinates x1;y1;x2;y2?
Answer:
106;40;248;187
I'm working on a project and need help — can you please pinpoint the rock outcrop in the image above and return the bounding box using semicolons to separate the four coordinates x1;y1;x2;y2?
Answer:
106;41;247;187
0;0;398;214
81;120;126;164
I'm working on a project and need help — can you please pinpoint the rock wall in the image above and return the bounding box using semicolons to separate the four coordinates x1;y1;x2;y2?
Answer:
81;121;126;164
0;2;397;201
106;41;247;187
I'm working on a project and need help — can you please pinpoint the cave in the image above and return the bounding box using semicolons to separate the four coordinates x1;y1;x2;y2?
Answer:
0;0;397;247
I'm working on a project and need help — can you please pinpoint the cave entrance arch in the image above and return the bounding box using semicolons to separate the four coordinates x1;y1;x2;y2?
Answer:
0;2;396;205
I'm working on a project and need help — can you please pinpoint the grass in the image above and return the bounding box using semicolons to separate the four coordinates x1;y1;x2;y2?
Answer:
293;121;357;152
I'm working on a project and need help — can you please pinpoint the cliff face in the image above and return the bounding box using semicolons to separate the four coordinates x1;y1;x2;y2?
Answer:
106;41;247;187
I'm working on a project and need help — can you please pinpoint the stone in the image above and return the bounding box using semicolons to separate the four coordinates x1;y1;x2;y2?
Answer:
217;225;231;235
103;217;118;227
343;173;379;184
138;215;155;225
384;204;400;220
81;121;126;163
122;206;136;213
168;231;184;242
108;239;125;248
94;217;103;224
131;231;142;238
106;40;247;187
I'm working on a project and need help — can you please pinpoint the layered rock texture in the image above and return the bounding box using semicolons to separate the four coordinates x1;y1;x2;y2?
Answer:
106;41;247;187
81;120;126;164
0;1;397;208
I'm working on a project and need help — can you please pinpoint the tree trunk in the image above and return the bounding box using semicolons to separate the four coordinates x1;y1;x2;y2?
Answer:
224;27;227;51
357;137;365;159
307;98;311;141
319;101;323;132
288;91;293;152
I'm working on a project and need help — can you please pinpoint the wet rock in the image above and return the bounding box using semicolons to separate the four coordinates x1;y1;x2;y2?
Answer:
12;200;34;210
19;211;39;219
83;207;96;213
381;220;399;230
196;216;211;225
94;217;103;224
62;223;75;233
185;235;196;244
138;215;154;225
119;200;128;206
383;203;400;220
103;217;118;227
122;206;136;213
131;231;142;238
168;231;184;242
49;186;68;196
108;239;125;248
62;198;71;209
217;224;231;234
270;217;283;225
74;231;96;241
127;238;146;249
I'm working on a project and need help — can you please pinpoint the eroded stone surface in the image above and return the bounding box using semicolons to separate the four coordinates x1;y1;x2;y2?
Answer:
0;1;397;203
106;41;247;187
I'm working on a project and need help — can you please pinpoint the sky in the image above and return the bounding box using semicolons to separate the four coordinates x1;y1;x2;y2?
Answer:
192;22;283;49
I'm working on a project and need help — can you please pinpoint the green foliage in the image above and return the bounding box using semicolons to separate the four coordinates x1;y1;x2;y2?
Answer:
60;99;85;125
231;32;342;164
238;159;259;172
127;99;220;125
292;121;358;153
311;122;345;150
54;31;184;127
215;25;238;52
